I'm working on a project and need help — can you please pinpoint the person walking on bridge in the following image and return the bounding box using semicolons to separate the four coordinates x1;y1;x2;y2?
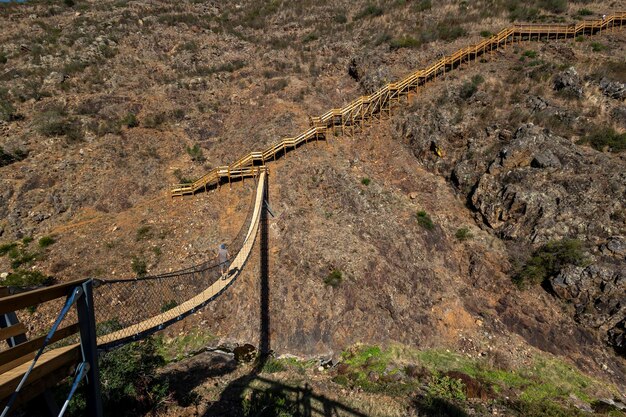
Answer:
217;243;231;280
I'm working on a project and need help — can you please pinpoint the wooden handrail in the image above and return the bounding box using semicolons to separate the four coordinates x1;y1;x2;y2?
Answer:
0;279;86;315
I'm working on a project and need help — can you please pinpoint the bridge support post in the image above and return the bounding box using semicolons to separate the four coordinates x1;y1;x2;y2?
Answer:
76;279;103;417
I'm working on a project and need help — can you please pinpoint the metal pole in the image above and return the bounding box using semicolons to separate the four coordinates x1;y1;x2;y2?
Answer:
76;279;103;417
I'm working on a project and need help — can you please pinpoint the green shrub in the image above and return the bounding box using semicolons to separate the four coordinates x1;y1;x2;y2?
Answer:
185;144;205;162
436;22;467;41
0;242;17;256
262;357;287;373
575;35;585;42
590;42;605;52
334;13;347;24
160;300;178;313
414;0;432;12
508;5;540;21
99;338;168;415
361;177;371;186
480;30;493;38
514;239;586;288
34;110;83;142
64;0;75;7
0;51;7;64
455;227;473;241
511;400;587;417
416;210;434;230
302;32;318;43
7;245;38;269
120;113;138;128
324;269;343;287
136;225;152;241
355;4;384;20
579;127;626;153
38;235;56;248
131;256;147;277
63;60;88;74
523;50;538;58
1;269;53;288
143;112;166;129
389;36;420;50
577;8;593;16
427;374;466;401
0;100;15;122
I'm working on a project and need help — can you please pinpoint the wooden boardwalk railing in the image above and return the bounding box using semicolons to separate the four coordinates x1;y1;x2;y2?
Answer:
171;12;625;197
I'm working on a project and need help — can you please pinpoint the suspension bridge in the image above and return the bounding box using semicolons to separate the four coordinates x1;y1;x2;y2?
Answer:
1;12;625;416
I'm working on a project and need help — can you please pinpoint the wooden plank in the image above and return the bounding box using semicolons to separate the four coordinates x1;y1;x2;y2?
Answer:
0;323;27;342
0;352;36;376
0;280;86;315
0;323;80;368
0;344;80;401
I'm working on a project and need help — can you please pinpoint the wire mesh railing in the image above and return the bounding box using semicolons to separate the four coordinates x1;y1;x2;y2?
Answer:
92;172;266;350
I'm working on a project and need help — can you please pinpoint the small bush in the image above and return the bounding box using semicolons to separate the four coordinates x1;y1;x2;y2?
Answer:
590;42;605;52
324;269;343;287
63;60;88;74
389;36;420;50
414;0;431;12
120;113;138;128
8;246;38;269
136;225;152;241
416;211;434;230
361;177;371;186
0;100;15;122
64;0;75;7
579;127;626;153
302;32;318;43
480;30;493;38
34;110;83;142
523;50;538;58
575;35;585;42
427;374;466;402
38;235;56;248
514;239;586;288
436;22;467;41
264;78;289;93
1;269;53;288
0;242;17;256
131;256;147;277
160;300;178;313
355;4;384;20
143;112;166;129
334;13;347;24
262;357;287;373
577;8;593;16
185;144;205;162
455;227;473;241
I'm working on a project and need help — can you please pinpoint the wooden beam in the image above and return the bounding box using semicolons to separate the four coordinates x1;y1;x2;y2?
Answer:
0;323;80;369
0;280;86;315
0;323;27;342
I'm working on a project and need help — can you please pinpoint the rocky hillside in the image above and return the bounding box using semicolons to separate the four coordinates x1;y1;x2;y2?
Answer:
1;0;626;416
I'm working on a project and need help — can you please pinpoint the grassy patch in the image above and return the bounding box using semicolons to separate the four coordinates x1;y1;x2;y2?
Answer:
120;112;138;128
578;127;626;153
262;357;287;374
590;42;605;52
136;225;153;241
455;227;473;241
185;144;205;162
131;255;147;277
513;239;587;288
361;177;371;186
355;4;384;20
324;269;343;287
1;269;52;287
389;36;420;50
38;235;56;248
156;329;217;362
416;210;434;230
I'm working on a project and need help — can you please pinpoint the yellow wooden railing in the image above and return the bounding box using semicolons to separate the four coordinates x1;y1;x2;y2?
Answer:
172;12;625;197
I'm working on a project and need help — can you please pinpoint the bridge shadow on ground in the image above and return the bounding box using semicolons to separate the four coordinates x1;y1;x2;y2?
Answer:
194;180;369;417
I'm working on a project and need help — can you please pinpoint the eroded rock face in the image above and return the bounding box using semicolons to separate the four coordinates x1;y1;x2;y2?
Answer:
600;77;626;100
395;110;626;354
550;263;626;354
553;67;583;98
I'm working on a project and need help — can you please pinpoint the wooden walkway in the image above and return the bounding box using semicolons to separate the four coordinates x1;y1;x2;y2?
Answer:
0;172;267;410
171;12;626;197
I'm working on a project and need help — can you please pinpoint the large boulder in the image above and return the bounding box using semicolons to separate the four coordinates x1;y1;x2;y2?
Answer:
553;67;583;98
